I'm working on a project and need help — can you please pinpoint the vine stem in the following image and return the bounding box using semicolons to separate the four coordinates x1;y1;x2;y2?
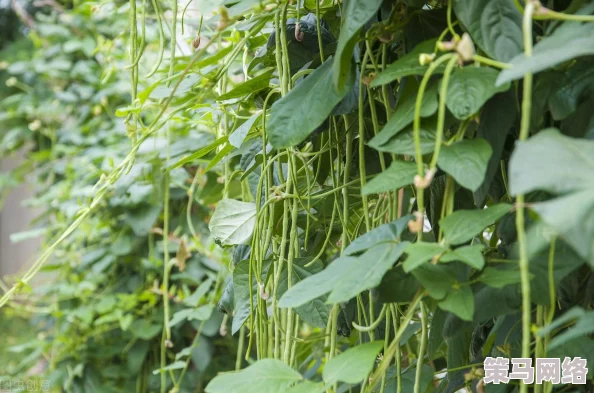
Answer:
160;128;171;393
365;293;423;392
517;4;535;393
412;54;454;241
472;55;511;69
429;55;459;170
414;302;428;393
533;7;594;21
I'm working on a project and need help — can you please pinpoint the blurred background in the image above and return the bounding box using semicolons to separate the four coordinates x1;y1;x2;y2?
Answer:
0;1;238;391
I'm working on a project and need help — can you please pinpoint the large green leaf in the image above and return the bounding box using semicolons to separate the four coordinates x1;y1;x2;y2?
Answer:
548;60;594;120
327;242;408;303
377;265;420;303
369;79;438;148
169;305;214;327
474;90;517;207
361;160;417;195
509;129;594;195
286;381;326;393
333;0;382;89
277;259;330;328
209;199;257;246
440;204;512;245
229;112;261;148
371;39;443;87
537;307;594;349
412;263;457;300
509;129;594;262
497;21;594;85
453;0;522;62
437;139;492;192
402;242;448;272
323;341;384;385
445;67;510;120
278;256;357;308
267;58;354;148
479;267;523;288
217;68;273;101
371;118;438;155
231;259;272;334
532;190;594;263
204;359;302;393
440;244;485;269
280;241;408;306
345;215;411;255
438;285;474;322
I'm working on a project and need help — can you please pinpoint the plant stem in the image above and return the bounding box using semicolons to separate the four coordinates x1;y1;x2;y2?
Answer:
517;4;535;393
414;302;428;393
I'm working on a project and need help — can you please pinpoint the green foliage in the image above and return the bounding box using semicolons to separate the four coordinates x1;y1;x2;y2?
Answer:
2;0;594;392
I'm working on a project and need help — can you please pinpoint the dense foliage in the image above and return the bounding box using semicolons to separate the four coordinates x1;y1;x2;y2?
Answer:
1;0;594;392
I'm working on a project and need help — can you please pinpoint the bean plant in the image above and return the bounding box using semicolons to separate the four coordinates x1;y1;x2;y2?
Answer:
1;0;594;392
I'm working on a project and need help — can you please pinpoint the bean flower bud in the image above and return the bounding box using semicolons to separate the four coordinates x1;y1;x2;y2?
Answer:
408;211;424;233
5;77;17;87
419;53;436;66
414;168;436;189
456;33;475;62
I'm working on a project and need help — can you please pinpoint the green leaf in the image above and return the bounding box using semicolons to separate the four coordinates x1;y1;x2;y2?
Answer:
509;129;594;195
333;0;383;89
438;285;474;321
479;267;523;288
497;21;594;85
402;242;448;272
536;307;592;346
205;143;234;172
167;136;228;171
371;118;438;156
508;129;594;262
268;58;354;149
217;69;274;101
437;139;492;192
280;241;408;306
209;199;257;246
445;67;510;120
453;0;522;62
377;265;420;303
371;39;443;87
323;341;384;385
204;359;302;393
169;305;214;327
130;320;162;340
229;112;261;148
474;285;521;322
474;90;518;207
231;259;271;334
369;79;438;148
440;244;485;269
548;61;594;120
327;242;408;303
440;203;512;245
362;160;417;195
152;361;186;375
412;264;457;300
286;381;326;393
532;190;594;263
345;215;412;255
279;256;357;308
277;259;330;328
